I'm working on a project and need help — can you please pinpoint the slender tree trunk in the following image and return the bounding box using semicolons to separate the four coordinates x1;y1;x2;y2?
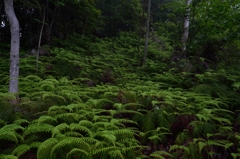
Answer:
4;0;20;94
39;1;59;45
181;0;192;58
142;0;151;65
137;0;146;56
36;7;45;71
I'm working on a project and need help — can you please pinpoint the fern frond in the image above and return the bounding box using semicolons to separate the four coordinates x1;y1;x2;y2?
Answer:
52;123;69;137
38;80;56;91
92;115;112;122
169;145;190;154
121;145;146;153
103;92;118;99
198;141;207;153
112;129;136;137
23;135;41;144
110;118;137;128
23;123;54;137
116;109;143;116
79;120;94;128
141;112;156;132
0;124;24;133
65;131;83;137
86;98;114;108
30;91;50;100
207;139;234;149
58;91;83;103
67;103;88;112
123;103;145;110
69;123;93;137
150;151;173;159
218;126;233;133
48;105;64;115
67;94;82;103
66;148;90;159
0;131;19;143
55;113;86;123
109;150;124;159
0;119;6;127
30;141;42;148
231;153;240;159
51;137;91;158
25;75;42;82
90;146;119;156
36;116;58;125
43;94;66;104
0;93;17;101
118;138;140;146
59;77;69;85
94;121;120;130
12;144;31;157
0;154;18;159
196;108;232;124
94;131;117;146
37;138;59;159
175;131;190;145
81;137;100;145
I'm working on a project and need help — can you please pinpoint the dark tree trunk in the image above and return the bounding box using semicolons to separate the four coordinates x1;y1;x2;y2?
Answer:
143;0;151;65
4;0;20;94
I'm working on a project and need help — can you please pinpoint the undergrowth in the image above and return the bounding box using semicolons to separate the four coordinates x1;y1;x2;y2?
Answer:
0;33;240;158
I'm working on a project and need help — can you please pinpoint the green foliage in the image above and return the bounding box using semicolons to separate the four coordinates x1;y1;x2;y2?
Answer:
0;155;18;159
2;21;240;159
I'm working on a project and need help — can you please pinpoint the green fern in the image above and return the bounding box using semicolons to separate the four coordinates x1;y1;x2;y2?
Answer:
37;138;59;159
90;146;119;156
144;127;171;144
51;123;70;138
0;124;24;132
35;116;58;125
24;75;42;82
196;108;233;125
150;151;173;159
23;123;54;138
0;131;21;144
12;142;41;158
66;148;90;159
79;119;94;127
231;150;240;159
169;145;190;158
69;123;93;137
0;155;18;159
54;113;86;123
42;93;66;105
51;137;91;159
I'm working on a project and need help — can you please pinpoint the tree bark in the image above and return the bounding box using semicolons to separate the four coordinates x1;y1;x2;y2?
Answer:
142;0;151;65
4;0;20;94
137;0;146;56
181;0;192;58
36;7;46;71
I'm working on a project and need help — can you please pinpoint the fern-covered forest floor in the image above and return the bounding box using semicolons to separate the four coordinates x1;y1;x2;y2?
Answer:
1;33;240;159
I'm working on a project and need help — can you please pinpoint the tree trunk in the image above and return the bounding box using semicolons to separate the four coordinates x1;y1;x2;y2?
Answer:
36;7;46;71
137;0;146;56
181;0;192;58
142;0;151;65
36;1;58;45
4;0;20;94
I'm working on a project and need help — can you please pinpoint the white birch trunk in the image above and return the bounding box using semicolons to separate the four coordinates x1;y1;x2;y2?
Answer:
181;0;192;58
4;0;20;94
